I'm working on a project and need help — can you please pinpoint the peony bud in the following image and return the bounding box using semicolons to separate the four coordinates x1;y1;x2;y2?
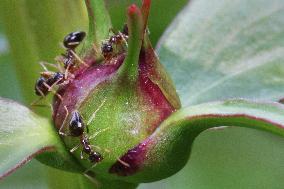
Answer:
52;2;180;182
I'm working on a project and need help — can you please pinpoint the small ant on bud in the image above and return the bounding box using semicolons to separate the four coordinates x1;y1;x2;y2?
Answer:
34;72;65;99
59;100;107;164
101;24;129;60
64;110;103;164
59;100;130;168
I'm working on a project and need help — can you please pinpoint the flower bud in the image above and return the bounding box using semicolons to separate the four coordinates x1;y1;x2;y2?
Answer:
52;2;180;182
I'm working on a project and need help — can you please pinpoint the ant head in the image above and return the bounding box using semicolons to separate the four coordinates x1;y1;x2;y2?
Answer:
101;42;113;53
69;111;85;137
63;31;86;49
89;151;103;163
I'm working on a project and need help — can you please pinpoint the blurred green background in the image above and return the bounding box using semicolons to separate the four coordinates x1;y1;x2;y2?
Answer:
0;0;283;189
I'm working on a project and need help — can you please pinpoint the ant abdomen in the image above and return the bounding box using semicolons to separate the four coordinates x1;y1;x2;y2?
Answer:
63;31;86;49
69;111;85;137
35;77;49;96
89;151;103;163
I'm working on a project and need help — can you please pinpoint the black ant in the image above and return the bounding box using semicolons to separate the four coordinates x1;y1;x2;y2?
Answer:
34;72;65;101
68;111;103;163
62;31;88;74
59;99;107;164
59;100;131;168
101;24;129;60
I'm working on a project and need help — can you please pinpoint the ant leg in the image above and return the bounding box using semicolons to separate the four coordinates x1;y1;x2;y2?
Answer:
58;106;69;136
86;98;107;126
48;78;63;89
70;143;80;153
64;63;71;80
40;71;55;79
42;82;63;101
39;61;60;71
118;32;128;48
30;87;51;109
80;150;84;159
54;56;65;73
39;62;48;71
90;145;130;168
30;86;45;106
69;50;89;67
92;44;100;55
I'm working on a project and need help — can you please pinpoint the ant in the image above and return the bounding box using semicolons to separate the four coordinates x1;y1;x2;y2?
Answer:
62;31;88;76
59;99;107;164
101;24;129;60
68;111;103;163
34;71;65;102
58;100;131;168
109;24;129;45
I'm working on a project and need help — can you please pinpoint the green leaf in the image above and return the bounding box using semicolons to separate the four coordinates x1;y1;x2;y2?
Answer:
157;0;284;106
135;99;284;183
0;97;83;180
144;0;284;188
1;160;97;189
0;97;138;188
